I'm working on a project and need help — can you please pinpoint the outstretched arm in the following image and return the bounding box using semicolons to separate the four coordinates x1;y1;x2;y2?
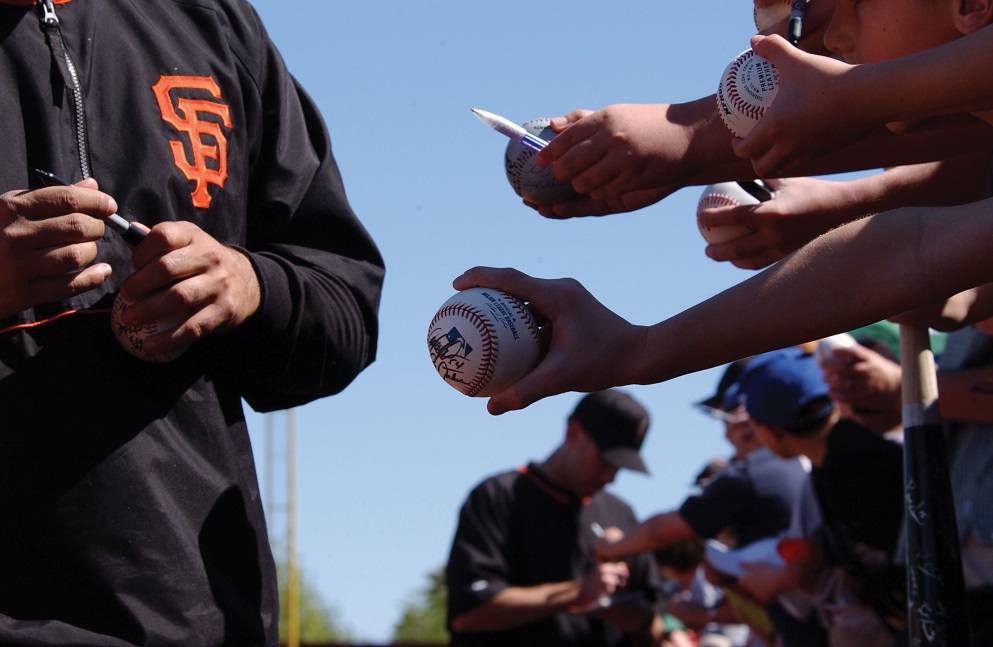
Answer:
525;96;992;220
532;100;738;219
737;30;993;176
700;152;991;269
594;512;697;563
455;198;993;414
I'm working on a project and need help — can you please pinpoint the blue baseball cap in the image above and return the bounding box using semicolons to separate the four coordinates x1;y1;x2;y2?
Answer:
740;350;833;433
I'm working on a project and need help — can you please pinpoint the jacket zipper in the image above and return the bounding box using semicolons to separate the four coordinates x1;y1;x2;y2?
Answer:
37;0;92;179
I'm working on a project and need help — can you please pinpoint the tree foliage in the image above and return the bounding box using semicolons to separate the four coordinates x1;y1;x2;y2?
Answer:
274;557;354;644
392;566;450;644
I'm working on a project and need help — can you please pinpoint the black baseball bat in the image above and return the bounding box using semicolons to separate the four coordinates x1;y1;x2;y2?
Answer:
899;324;971;646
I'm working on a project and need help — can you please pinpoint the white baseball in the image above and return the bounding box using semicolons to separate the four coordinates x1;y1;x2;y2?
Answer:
427;288;541;397
110;293;185;363
815;332;858;365
504;118;579;205
717;49;780;138
696;182;761;244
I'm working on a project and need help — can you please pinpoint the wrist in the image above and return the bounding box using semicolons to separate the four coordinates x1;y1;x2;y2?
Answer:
845;63;894;129
621;324;656;386
669;97;737;180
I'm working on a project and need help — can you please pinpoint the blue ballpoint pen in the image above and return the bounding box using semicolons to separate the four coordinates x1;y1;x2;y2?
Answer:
34;169;147;246
471;108;549;152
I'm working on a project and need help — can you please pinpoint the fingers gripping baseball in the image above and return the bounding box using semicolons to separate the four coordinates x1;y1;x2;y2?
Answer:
735;36;869;177
114;221;261;361
541;105;680;199
536;109;595;166
451;267;646;415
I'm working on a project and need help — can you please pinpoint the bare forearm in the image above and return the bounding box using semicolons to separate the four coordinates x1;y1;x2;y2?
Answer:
857;154;991;211
450;581;582;632
601;512;694;561
853;27;993;124
667;96;740;178
634;201;993;385
688;116;993;188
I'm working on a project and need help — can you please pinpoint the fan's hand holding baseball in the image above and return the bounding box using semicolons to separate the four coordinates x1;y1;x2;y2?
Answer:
453;267;648;415
116;221;260;361
701;176;861;270
532;103;706;217
0;180;117;318
733;36;878;177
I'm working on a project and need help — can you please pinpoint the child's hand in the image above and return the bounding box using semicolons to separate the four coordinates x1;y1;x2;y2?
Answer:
534;103;710;216
734;35;880;177
452;267;647;415
699;176;859;269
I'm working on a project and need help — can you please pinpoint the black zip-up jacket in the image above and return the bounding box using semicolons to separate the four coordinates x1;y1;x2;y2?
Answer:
0;0;384;644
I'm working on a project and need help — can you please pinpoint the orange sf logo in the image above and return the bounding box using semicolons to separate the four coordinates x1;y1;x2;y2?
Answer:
152;76;232;209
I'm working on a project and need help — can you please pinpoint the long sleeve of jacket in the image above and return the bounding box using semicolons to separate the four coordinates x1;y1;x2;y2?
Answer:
212;4;384;411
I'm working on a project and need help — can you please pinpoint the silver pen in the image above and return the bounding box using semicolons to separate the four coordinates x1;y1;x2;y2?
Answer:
471;108;549;152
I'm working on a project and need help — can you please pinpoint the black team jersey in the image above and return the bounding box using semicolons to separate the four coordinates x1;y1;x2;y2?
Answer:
0;1;384;644
446;464;661;647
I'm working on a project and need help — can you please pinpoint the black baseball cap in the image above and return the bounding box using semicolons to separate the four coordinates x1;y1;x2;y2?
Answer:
695;357;754;420
570;390;650;474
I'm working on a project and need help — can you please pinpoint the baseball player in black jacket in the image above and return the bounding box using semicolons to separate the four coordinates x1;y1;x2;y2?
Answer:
0;0;384;644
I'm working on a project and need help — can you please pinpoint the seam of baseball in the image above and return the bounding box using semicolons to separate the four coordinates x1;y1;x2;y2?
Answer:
725;53;765;122
508;299;540;344
698;194;741;212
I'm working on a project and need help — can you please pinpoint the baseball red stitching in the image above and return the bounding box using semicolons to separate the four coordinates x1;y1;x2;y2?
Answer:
508;299;540;344
505;118;552;196
698;194;741;213
723;52;765;122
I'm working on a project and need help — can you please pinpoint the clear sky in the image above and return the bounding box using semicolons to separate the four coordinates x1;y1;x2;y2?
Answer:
239;2;860;642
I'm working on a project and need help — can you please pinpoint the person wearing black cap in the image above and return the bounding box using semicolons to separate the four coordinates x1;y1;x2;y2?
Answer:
695;357;763;465
445;390;669;647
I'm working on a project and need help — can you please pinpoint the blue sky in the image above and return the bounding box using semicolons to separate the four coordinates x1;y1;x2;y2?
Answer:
240;2;862;642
